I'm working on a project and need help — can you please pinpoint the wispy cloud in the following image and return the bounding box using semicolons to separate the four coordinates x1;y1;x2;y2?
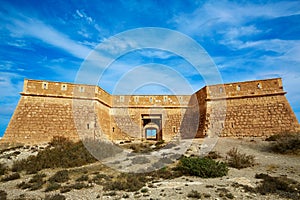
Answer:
172;1;300;36
10;18;91;59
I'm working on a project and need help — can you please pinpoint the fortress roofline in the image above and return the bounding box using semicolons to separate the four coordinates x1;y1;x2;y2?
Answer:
24;77;283;97
207;77;282;87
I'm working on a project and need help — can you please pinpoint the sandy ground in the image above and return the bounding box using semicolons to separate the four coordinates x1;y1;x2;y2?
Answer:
0;137;299;200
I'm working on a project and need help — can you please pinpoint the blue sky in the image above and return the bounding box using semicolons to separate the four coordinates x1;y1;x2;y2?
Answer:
1;0;300;137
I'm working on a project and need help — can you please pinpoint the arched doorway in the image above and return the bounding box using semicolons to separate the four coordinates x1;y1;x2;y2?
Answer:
144;122;159;140
142;114;162;140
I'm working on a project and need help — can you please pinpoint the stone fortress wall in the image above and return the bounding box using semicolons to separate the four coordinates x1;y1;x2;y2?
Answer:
1;78;299;144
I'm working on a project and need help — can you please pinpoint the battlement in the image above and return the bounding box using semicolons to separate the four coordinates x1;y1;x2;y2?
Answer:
204;78;285;100
22;79;112;107
112;95;191;108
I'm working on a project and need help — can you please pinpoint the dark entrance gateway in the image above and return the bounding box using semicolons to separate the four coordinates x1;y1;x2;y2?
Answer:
141;114;162;140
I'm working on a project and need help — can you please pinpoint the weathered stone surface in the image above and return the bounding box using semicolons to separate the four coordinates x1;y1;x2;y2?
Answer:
1;78;299;145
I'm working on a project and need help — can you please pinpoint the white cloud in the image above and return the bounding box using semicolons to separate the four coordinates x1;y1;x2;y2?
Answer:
0;72;24;98
75;10;93;24
7;16;92;60
172;1;300;36
138;49;177;59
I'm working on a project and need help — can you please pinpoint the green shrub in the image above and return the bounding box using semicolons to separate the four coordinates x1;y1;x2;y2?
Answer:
76;174;89;182
44;194;66;200
187;190;201;198
140;188;148;193
1;172;20;182
148;166;182;180
0;190;7;200
92;173;111;183
60;182;90;192
269;133;300;154
49;170;69;183
11;137;98;174
0;163;6;175
17;181;32;190
176;157;228;178
226;148;255;169
45;182;61;192
18;173;46;190
253;173;300;200
104;173;148;192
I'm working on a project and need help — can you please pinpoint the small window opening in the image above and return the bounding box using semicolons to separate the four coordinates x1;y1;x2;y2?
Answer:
257;83;262;89
87;123;89;129
163;96;168;102
61;84;67;91
42;82;48;89
219;87;223;93
79;86;85;93
172;126;176;133
149;97;153;103
236;85;241;91
134;96;139;103
221;122;224;128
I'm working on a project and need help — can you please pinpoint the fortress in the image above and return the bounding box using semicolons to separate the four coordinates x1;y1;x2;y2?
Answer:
1;78;299;144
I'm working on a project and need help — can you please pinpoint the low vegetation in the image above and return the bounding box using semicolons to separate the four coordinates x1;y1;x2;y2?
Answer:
205;151;222;159
18;173;46;190
187;190;202;198
266;133;300;154
45;194;66;200
176;156;228;178
0;163;6;175
49;170;69;183
242;173;300;200
127;143;153;153
1;172;20;182
0;190;7;200
226;147;255;169
104;173;151;192
11;137;98;174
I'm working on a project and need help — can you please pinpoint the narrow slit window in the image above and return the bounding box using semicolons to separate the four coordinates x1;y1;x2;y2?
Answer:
42;82;48;89
219;87;223;93
134;96;139;103
79;86;85;93
87;123;89;129
172;126;176;133
163;96;168;102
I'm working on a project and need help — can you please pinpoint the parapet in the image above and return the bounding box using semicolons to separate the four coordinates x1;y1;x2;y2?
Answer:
22;79;112;107
204;78;285;100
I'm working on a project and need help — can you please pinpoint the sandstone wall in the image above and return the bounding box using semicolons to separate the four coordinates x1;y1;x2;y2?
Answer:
1;78;299;145
1;80;113;144
203;78;299;137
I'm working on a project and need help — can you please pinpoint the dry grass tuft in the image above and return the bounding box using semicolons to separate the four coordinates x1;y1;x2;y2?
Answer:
226;148;255;169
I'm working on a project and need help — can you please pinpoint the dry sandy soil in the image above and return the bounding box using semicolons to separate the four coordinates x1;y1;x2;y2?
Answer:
0;137;299;200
